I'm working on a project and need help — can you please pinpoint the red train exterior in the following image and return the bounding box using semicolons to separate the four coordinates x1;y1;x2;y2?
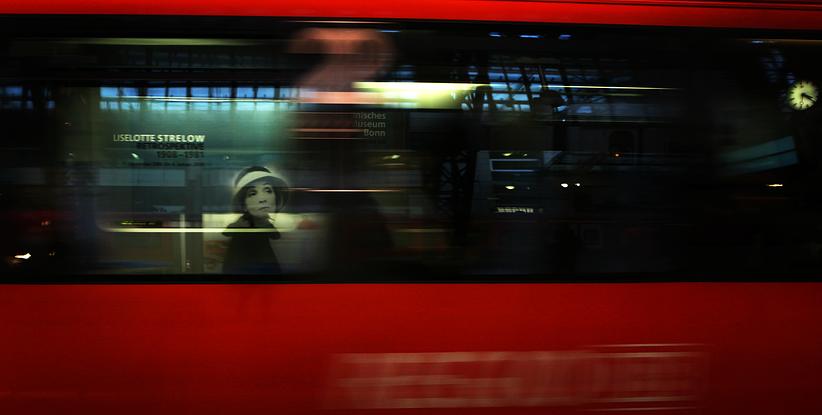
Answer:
2;1;822;415
2;284;822;414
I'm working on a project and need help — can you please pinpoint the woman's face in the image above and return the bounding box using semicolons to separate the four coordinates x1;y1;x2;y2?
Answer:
244;182;277;219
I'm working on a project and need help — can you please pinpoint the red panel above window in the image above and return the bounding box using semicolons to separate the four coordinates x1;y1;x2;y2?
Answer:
2;0;822;30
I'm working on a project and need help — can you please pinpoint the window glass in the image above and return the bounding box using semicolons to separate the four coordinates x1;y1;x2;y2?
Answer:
1;21;821;279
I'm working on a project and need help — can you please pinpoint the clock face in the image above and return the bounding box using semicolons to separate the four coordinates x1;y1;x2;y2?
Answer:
788;80;818;111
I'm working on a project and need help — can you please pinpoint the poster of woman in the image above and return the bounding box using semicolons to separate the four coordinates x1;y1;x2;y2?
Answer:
222;166;289;274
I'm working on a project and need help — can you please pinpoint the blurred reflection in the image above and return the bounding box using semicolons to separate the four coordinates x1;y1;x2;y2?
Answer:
554;222;581;275
324;192;394;277
1;24;822;279
327;344;707;410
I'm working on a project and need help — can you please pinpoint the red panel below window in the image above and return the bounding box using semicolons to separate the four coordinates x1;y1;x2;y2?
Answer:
1;283;822;414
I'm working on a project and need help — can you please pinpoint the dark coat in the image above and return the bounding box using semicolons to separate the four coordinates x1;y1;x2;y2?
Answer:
222;213;281;274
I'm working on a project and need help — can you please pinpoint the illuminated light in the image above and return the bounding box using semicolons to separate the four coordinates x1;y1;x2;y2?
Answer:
48;251;56;257
352;82;488;109
14;253;31;260
545;85;679;91
502;152;513;157
118;220;162;227
575;183;581;187
751;40;765;44
614;153;621;158
496;207;535;213
505;185;516;190
355;82;485;92
293;188;401;193
767;183;784;187
605;93;644;97
519;34;542;39
558;34;573;40
57;38;260;46
747;39;822;46
489;32;503;38
561;183;569;188
40;220;50;226
380;29;400;33
391;154;401;159
353;82;486;109
106;227;284;234
130;153;140;159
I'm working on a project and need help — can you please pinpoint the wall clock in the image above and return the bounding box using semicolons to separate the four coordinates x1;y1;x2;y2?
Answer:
788;80;818;111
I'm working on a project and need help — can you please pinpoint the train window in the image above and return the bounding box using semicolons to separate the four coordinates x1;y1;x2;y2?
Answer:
1;17;821;280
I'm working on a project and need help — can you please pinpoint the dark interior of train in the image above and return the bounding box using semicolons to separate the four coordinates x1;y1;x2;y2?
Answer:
1;16;821;280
